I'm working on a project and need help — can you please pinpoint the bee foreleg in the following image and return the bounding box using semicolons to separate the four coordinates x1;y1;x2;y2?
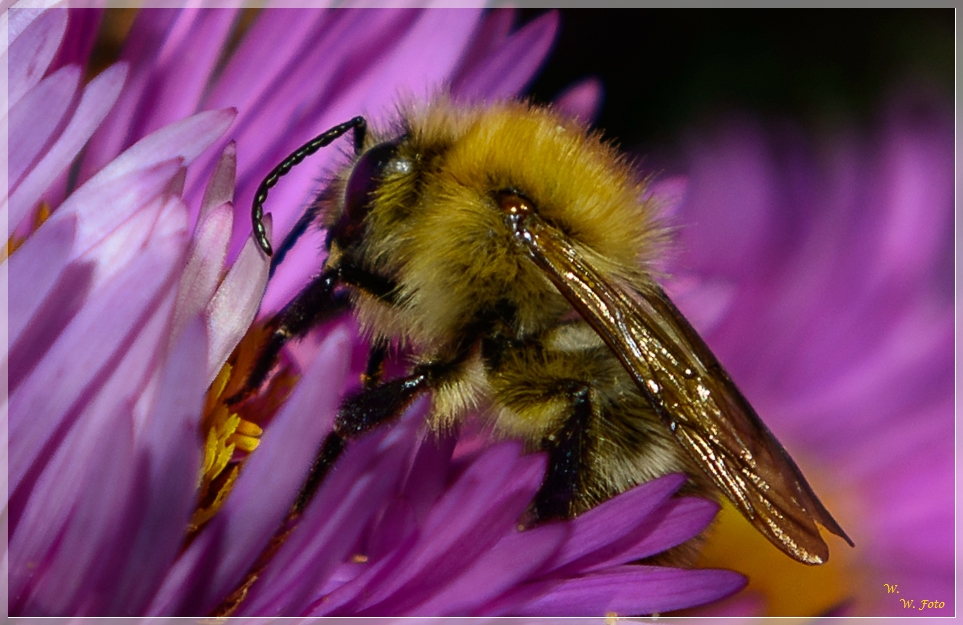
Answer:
361;342;388;388
532;381;593;522
231;268;348;403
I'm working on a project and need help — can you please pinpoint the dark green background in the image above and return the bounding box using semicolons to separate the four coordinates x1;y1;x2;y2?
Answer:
519;9;954;150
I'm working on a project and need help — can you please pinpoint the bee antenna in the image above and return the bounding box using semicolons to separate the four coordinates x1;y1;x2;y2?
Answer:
251;116;368;256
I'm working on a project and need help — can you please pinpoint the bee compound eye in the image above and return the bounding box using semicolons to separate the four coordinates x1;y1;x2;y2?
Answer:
335;139;402;245
496;190;535;217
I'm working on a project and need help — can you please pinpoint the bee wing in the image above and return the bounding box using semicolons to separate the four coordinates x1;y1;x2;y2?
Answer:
517;222;853;564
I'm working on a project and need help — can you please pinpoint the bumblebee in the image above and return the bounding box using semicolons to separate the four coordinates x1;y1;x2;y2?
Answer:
243;98;852;565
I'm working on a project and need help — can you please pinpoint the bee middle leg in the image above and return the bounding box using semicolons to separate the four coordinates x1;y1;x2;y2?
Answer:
292;351;462;514
292;365;428;512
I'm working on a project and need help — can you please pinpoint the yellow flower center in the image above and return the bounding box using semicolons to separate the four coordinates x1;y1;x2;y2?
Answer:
189;323;299;535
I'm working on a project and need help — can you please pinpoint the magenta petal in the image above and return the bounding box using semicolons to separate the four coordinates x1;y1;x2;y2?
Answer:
12;401;137;615
205;234;270;379
414;524;570;616
76;9;180;180
363;430;458;559
201;10;329;114
6;8;67;106
7;214;78;348
9;63;128;230
172;201;233;344
157;325;352;615
450;8;515;84
13;277;181;614
554;77;604;123
676;120;777;276
8;195;188;496
547;474;686;572
140;9;240;135
355;9;482;106
259;223;328;315
94;108;236;185
44;108;234;255
102;316;207;614
222;9;482;256
8;64;81;189
49;8;103;71
337;445;545;615
516;565;746;616
452;10;557;102
199;141;237;220
590;497;720;567
240;400;428;615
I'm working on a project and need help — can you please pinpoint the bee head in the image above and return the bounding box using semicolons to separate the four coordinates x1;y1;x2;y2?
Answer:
328;137;409;250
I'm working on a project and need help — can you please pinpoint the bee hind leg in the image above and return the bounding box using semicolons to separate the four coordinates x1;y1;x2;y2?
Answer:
532;381;593;522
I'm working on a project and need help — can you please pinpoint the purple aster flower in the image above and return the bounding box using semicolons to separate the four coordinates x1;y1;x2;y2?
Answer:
659;86;953;616
5;7;744;617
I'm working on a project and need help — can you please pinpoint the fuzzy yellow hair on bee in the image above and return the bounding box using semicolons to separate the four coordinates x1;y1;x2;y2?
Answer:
241;97;853;567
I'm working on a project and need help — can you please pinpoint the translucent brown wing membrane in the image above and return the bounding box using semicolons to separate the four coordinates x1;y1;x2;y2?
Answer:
515;218;853;564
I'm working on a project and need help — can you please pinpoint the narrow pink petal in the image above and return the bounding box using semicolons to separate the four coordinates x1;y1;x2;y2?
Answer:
875;107;953;286
545;474;686;572
48;8;103;71
449;8;515;83
364;429;458;560
6;214;77;347
9;63;128;230
90;108;236;188
7;7;46;40
76;160;185;261
42;109;234;255
185;10;376;213
353;9;482;105
9;187;186;394
6;8;67;106
139;9;239;135
8;194;188;495
76;9;181;181
199;141;237;220
516;565;746;616
213;9;483;252
205;233;270;380
28;291;180;616
241;400;426;615
554;77;603;123
157;325;352;615
171;201;233;344
451;10;557;102
676;120;776;276
12;399;136;615
201;10;330;113
6;258;93;396
12;277;179;613
8;64;81;190
259;223;327;315
169;144;239;341
581;497;720;569
103;315;207;615
337;445;545;614
559;473;686;566
411;524;569;616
